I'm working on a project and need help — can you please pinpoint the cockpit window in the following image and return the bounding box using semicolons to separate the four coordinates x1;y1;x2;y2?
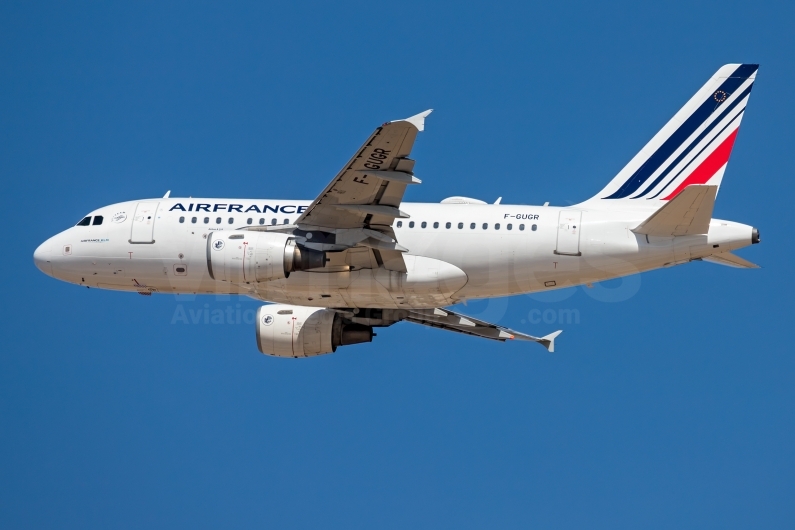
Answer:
92;215;104;225
76;216;91;226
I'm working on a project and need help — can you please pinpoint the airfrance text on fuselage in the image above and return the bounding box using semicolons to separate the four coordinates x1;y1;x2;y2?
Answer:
169;203;541;219
169;203;308;214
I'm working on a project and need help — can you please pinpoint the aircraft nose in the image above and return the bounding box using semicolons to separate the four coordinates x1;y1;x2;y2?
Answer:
33;240;53;276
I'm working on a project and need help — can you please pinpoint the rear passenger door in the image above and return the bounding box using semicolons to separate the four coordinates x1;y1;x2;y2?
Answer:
554;210;582;256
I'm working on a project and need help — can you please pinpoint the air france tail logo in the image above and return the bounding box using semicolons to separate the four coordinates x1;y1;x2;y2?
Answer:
603;63;757;201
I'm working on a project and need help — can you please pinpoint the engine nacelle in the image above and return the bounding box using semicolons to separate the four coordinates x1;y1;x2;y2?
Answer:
255;304;374;358
207;231;326;283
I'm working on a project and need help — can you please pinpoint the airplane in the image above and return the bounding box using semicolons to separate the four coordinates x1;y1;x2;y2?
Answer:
33;64;761;358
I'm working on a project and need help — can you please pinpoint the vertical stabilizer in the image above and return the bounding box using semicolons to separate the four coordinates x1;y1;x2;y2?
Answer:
583;64;757;210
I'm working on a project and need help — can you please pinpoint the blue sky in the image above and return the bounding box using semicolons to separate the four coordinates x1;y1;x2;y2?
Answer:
2;1;794;528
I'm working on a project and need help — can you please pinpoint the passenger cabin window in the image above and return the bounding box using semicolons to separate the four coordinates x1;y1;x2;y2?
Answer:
421;222;427;228
284;219;289;224
470;223;475;229
76;216;91;226
445;222;451;229
92;215;104;225
507;223;512;230
247;218;252;225
216;217;222;224
495;223;500;230
271;218;277;225
532;224;538;231
228;217;234;224
204;217;210;224
396;221;403;228
458;222;463;229
191;217;197;224
519;224;525;231
178;216;185;223
482;223;488;230
409;221;415;228
433;222;439;228
259;218;265;225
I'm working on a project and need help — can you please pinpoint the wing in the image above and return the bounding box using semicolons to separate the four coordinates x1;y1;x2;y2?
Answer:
292;110;431;272
336;307;563;351
295;110;430;230
405;308;563;352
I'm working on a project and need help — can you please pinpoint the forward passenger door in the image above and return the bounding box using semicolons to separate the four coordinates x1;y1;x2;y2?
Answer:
130;202;159;244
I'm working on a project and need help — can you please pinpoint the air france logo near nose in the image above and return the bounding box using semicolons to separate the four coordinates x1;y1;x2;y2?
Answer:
213;239;225;251
262;314;274;326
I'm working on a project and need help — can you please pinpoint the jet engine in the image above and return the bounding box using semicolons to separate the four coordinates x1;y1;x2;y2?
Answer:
255;304;374;357
207;231;326;283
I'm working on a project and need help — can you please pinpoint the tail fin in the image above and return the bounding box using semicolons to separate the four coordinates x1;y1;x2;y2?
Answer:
585;64;758;209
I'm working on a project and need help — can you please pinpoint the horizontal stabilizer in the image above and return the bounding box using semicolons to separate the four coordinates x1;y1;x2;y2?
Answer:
632;185;717;237
702;252;760;269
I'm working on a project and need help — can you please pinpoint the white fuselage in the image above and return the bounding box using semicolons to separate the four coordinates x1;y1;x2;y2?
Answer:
33;198;756;308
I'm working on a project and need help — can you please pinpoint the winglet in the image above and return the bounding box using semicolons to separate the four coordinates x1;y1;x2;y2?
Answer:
396;109;433;131
538;330;563;353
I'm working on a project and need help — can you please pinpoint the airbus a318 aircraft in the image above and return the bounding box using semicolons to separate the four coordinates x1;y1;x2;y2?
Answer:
34;64;761;357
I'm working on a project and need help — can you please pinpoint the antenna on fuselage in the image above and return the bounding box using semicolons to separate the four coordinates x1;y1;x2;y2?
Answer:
163;190;171;198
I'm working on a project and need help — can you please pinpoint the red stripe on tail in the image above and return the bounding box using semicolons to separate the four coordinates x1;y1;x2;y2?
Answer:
662;128;739;200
